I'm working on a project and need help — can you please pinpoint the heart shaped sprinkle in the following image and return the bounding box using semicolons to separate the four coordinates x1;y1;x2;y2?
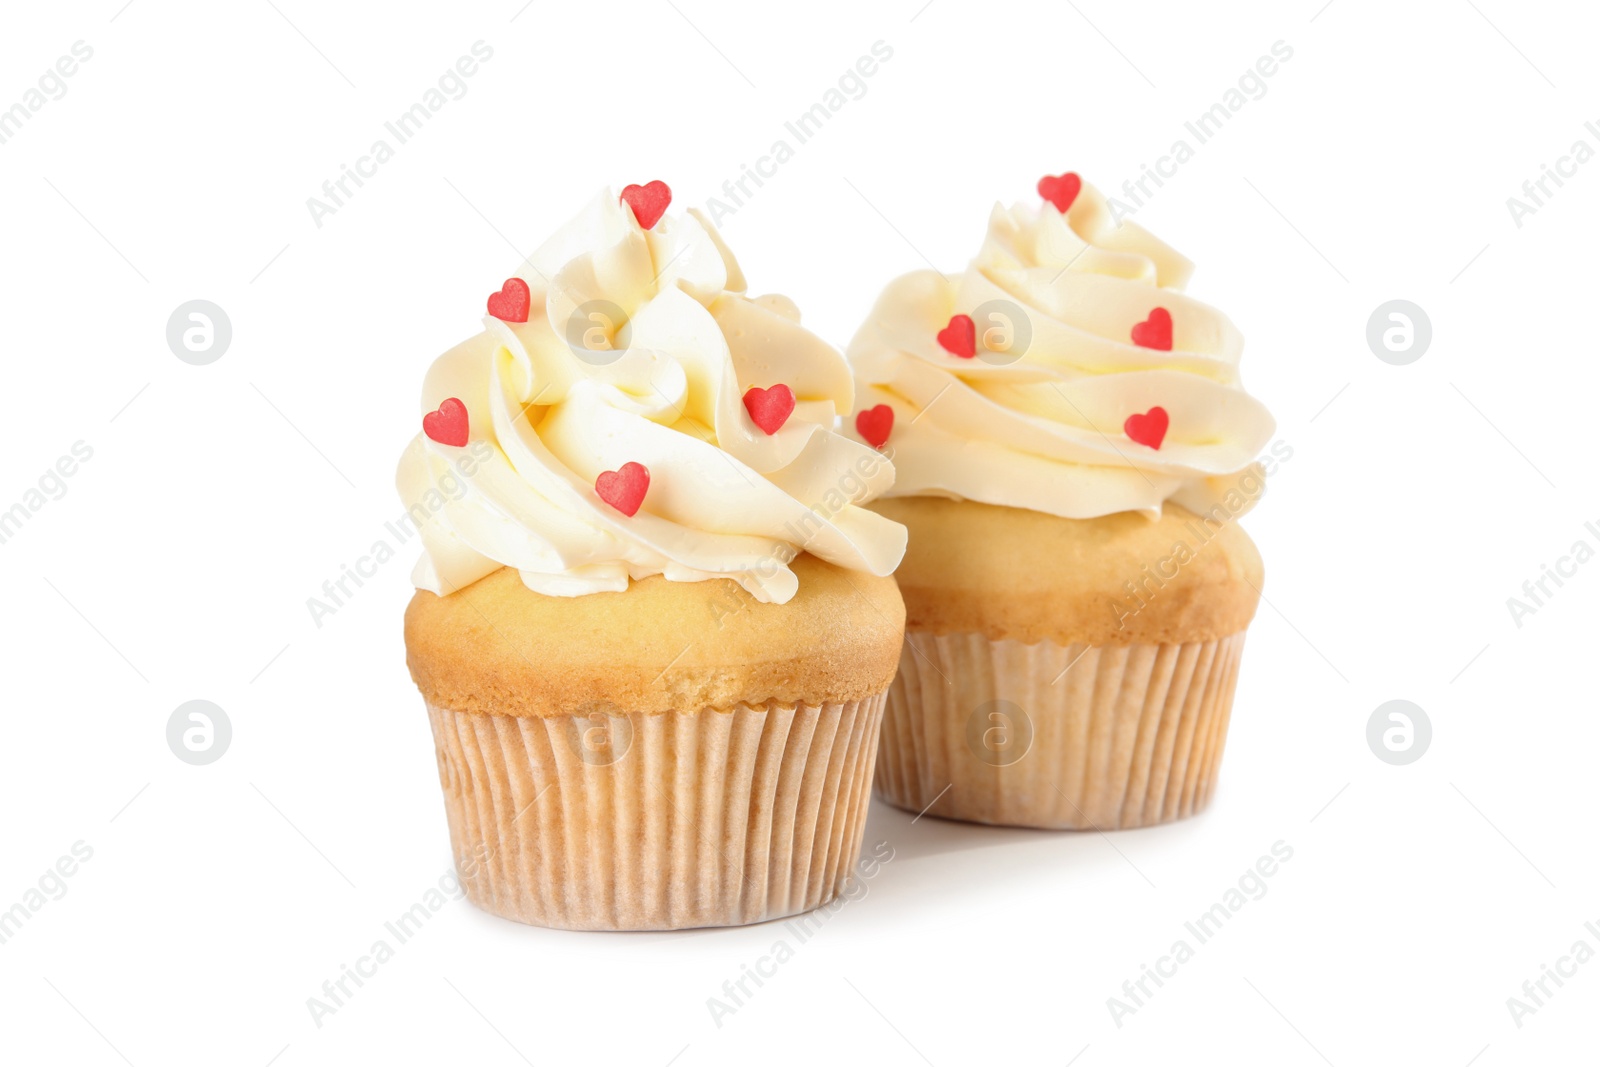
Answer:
1037;171;1082;213
1131;307;1173;351
855;404;894;449
937;314;977;358
743;384;796;435
620;181;672;230
486;277;530;323
423;398;469;447
1124;406;1169;450
596;462;650;516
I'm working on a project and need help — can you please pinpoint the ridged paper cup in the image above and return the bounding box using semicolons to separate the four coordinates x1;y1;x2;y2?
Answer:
874;631;1246;830
860;497;1263;832
425;697;889;927
427;695;887;930
404;557;905;932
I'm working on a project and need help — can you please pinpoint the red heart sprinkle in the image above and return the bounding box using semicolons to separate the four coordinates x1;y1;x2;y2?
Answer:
856;404;894;450
486;277;530;323
1131;307;1173;350
620;181;672;230
1037;171;1082;213
423;398;469;447
596;462;650;517
937;314;977;358
1124;406;1169;450
743;384;796;435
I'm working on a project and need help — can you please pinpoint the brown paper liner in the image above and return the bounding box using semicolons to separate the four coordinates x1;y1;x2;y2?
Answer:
874;632;1246;830
426;694;886;931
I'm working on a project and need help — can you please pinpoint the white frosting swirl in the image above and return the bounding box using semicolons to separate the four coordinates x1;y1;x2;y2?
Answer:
847;180;1276;520
398;189;906;604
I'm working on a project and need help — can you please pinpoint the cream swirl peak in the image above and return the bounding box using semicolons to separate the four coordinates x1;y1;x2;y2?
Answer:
847;173;1276;521
397;185;906;604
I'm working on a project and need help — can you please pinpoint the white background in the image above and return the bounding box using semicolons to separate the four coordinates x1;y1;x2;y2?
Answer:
2;0;1596;1063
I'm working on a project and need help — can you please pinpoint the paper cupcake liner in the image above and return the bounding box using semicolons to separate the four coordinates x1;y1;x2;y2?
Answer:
426;693;886;931
874;631;1246;830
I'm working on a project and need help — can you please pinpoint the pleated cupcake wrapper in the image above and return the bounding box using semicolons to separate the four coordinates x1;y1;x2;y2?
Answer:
875;631;1246;830
426;693;886;931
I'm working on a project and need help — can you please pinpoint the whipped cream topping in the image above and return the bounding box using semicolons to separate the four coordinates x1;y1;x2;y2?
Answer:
398;189;906;604
847;179;1276;520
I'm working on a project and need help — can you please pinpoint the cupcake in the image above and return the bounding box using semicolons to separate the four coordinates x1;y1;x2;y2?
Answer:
399;183;907;930
846;173;1276;830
